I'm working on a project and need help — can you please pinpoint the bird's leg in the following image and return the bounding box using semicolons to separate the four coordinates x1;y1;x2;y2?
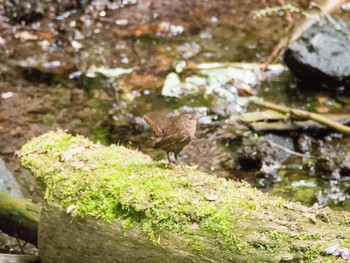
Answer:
166;152;171;165
174;153;186;171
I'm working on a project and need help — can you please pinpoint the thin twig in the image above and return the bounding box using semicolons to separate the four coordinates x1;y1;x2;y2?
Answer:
266;140;312;158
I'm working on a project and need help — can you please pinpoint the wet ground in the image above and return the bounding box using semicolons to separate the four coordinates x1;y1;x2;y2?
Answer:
1;0;350;246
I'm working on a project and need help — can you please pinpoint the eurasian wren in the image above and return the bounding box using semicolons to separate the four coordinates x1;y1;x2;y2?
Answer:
144;113;198;170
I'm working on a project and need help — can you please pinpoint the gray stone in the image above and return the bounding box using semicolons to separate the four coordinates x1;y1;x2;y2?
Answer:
0;158;23;197
284;20;350;90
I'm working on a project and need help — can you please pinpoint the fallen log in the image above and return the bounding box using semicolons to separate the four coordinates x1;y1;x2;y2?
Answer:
0;253;40;263
17;130;350;262
0;191;40;246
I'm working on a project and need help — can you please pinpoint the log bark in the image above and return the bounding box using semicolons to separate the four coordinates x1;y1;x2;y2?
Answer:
39;203;217;263
0;253;40;263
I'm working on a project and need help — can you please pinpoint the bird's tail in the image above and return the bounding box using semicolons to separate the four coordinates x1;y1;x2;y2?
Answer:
143;115;163;137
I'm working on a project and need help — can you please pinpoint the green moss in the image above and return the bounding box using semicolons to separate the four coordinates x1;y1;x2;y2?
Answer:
189;239;206;252
291;187;317;204
18;131;350;261
340;237;350;247
248;241;276;253
267;230;290;242
295;233;321;241
88;125;110;145
289;243;321;261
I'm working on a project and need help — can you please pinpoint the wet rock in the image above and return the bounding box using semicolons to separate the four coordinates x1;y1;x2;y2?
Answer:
295;134;313;154
3;0;89;24
237;134;293;171
315;157;340;179
5;0;44;24
340;155;350;177
314;144;350;179
0;157;23;197
237;136;267;170
21;68;54;84
284;20;350;90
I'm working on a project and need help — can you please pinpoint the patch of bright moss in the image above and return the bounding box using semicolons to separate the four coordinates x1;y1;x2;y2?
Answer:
267;230;291;242
340;236;350;248
248;241;276;253
266;231;321;243
18;131;348;261
289;243;322;261
88;125;110;145
295;233;321;241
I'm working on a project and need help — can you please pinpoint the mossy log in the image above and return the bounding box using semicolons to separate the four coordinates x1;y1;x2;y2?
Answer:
0;191;40;246
18;130;350;262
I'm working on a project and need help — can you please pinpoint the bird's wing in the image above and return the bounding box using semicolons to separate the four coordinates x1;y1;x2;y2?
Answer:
166;129;191;143
155;130;191;151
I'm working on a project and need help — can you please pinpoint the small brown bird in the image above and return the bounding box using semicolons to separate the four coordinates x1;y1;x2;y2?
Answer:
144;113;198;170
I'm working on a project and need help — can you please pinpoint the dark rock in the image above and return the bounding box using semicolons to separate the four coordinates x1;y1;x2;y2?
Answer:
295;134;313;154
284;20;350;90
314;144;350;179
340;155;350;177
7;0;44;24
315;157;340;179
237;137;264;170
237;134;293;171
21;68;54;84
3;0;89;24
